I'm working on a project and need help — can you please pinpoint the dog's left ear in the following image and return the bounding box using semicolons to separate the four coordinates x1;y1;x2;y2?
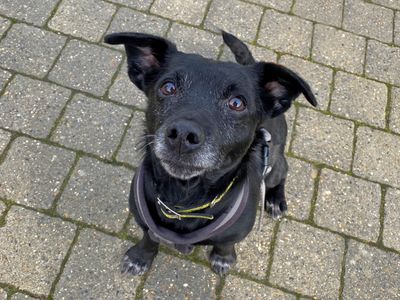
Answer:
104;32;177;91
254;62;317;117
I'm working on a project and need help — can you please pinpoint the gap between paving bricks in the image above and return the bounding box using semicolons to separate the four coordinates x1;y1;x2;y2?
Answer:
338;238;349;300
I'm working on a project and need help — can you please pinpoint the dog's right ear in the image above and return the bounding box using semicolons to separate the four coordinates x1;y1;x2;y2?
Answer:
104;32;177;91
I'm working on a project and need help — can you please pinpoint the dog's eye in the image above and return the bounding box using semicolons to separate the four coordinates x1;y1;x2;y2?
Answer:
160;81;177;96
228;96;246;111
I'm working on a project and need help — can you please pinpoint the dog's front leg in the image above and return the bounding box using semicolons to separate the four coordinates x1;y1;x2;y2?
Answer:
209;243;237;276
121;231;159;275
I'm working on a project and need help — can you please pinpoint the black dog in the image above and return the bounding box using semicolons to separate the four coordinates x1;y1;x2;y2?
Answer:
104;31;317;276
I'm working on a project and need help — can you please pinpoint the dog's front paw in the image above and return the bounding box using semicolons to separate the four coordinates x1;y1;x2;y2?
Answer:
265;198;287;220
121;254;150;275
209;251;236;276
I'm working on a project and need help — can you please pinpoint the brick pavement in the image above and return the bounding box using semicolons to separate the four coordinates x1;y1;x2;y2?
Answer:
0;0;399;299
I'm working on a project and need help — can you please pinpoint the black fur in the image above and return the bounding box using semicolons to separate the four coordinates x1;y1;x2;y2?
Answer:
105;31;317;276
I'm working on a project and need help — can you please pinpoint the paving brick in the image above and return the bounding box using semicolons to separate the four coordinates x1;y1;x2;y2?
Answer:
0;0;59;26
258;10;313;58
331;71;387;127
220;44;277;63
285;106;296;153
343;0;393;43
108;63;147;109
0;200;6;215
315;169;381;241
107;7;170;38
11;294;36;300
292;108;355;170
116;111;146;166
0;290;5;300
0;24;66;78
312;24;366;74
286;157;316;220
49;40;122;96
365;40;400;86
167;23;222;59
48;0;116;42
108;0;153;10
143;253;217;300
0;129;11;155
383;188;400;251
371;0;400;9
343;240;400;299
151;0;208;26
205;0;263;42
0;207;75;295
127;216;143;238
247;0;292;12
0;69;11;91
390;87;400;134
54;229;140;299
52;94;131;158
270;220;344;299
354;126;400;187
0;75;71;138
0;16;10;37
0;138;74;209
279;55;333;110
222;276;295;300
293;0;343;27
57;157;132;231
396;12;400;46
234;215;274;278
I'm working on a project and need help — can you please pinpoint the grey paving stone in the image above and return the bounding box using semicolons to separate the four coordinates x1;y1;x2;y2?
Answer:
116;111;145;166
315;169;381;241
270;220;344;299
54;229;140;299
312;24;366;74
0;0;59;26
371;0;400;9
383;188;400;251
127;216;143;238
258;10;313;58
390;87;400;134
343;0;393;43
143;253;217;300
151;0;208;26
0;16;10;37
167;23;222;59
57;157;132;231
107;7;169;38
0;206;76;295
0;69;11;91
108;0;152;10
222;276;295;300
247;0;292;12
354;126;400;187
286;157;316;220
48;0;116;42
220;44;277;63
293;0;343;26
49;40;122;96
343;240;400;299
395;12;400;46
0;75;71;138
0;289;6;300
0;138;74;209
279;55;333;110
234;214;274;278
11;294;36;300
366;40;400;86
108;62;147;109
205;0;263;42
331;71;387;127
0;200;6;215
292;108;355;170
0;129;11;155
52;94;131;158
0;24;66;78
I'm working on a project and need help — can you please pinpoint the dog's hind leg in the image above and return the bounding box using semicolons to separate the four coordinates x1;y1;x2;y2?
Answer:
121;231;159;275
209;243;237;276
265;178;287;219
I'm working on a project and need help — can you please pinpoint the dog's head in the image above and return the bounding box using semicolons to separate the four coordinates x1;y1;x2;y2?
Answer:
105;32;317;180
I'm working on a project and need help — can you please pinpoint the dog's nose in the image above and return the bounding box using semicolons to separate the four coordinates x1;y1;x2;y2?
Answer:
165;121;205;153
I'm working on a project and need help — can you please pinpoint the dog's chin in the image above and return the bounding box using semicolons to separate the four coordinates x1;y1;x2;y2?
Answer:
159;160;206;180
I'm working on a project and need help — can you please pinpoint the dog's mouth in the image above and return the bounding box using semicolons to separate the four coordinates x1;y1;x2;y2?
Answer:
159;159;207;180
